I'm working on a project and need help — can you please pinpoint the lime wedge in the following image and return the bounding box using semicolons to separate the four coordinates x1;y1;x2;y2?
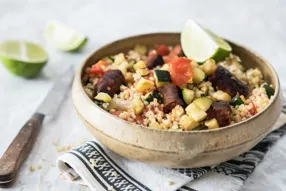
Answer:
0;40;48;77
181;19;232;63
44;20;87;52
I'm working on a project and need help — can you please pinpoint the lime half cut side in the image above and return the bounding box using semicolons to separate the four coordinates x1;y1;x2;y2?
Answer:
181;19;232;63
44;20;87;52
0;40;48;77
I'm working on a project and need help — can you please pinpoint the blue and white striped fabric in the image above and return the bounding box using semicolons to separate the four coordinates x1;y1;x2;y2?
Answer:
57;115;286;191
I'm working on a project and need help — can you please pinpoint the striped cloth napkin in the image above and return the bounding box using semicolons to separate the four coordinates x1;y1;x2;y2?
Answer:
57;114;286;191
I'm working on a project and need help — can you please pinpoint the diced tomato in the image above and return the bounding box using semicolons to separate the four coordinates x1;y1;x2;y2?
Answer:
156;44;169;56
89;60;108;77
110;110;122;117
163;45;182;63
135;115;144;124
249;101;257;115
89;65;104;76
169;57;193;86
163;54;178;63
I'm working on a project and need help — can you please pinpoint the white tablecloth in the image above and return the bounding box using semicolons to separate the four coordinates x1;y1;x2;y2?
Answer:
0;0;286;190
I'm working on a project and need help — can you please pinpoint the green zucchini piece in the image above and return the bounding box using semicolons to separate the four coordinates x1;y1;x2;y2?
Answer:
94;100;104;106
133;61;147;71
154;70;172;87
145;93;153;102
144;91;162;103
230;95;244;106
192;67;206;84
263;83;275;98
95;92;112;102
182;88;195;105
132;97;144;114
133;61;150;76
153;91;163;103
185;103;207;122
193;97;213;111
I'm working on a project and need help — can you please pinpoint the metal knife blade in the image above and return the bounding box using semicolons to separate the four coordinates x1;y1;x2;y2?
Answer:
36;66;74;116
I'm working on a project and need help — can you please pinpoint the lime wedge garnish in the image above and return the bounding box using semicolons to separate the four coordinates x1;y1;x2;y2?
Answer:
0;40;48;77
181;19;232;63
44;20;87;51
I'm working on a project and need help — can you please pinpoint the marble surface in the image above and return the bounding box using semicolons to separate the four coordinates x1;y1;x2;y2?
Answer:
0;0;286;190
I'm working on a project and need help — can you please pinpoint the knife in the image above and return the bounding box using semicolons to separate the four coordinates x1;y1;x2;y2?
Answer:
0;66;74;187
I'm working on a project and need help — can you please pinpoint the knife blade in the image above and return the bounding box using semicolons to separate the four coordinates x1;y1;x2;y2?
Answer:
37;66;74;115
0;65;74;187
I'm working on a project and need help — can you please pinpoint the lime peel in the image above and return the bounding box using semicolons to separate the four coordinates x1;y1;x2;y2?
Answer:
181;19;232;63
44;20;87;51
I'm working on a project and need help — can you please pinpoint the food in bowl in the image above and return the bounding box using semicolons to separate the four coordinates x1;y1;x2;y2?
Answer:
82;21;275;131
82;43;274;131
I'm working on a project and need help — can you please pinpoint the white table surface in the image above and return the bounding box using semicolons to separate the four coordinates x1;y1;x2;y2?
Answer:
0;0;286;190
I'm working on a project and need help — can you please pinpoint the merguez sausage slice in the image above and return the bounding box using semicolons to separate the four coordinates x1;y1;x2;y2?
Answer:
209;66;249;98
96;69;125;97
206;101;231;126
158;84;185;113
146;52;164;69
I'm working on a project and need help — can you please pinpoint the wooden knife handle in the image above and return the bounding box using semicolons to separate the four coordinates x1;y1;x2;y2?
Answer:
0;113;44;187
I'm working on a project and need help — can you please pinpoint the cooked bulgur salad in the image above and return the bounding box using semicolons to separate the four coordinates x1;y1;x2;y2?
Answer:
82;42;275;131
83;19;276;131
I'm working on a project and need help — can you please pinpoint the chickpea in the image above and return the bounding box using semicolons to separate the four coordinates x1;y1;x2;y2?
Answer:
200;59;217;76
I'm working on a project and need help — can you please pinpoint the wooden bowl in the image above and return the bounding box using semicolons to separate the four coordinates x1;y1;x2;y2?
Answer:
72;33;283;168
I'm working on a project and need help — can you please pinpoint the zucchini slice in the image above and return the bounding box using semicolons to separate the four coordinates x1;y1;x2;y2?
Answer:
205;118;220;129
145;93;154;103
179;115;199;131
182;88;195;105
133;61;150;76
132;97;144;114
185;103;207;122
95;92;112;103
193;97;213;111
230;95;244;106
145;91;162;103
135;78;154;92
192;67;206;84
263;83;274;98
154;70;172;87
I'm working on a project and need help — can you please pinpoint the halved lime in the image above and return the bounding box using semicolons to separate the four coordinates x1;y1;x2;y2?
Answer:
0;40;48;77
181;19;232;63
44;20;87;51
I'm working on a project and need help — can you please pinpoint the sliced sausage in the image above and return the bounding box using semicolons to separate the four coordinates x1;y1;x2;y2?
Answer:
96;69;125;97
158;84;185;113
146;52;164;69
206;101;231;126
209;66;249;98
